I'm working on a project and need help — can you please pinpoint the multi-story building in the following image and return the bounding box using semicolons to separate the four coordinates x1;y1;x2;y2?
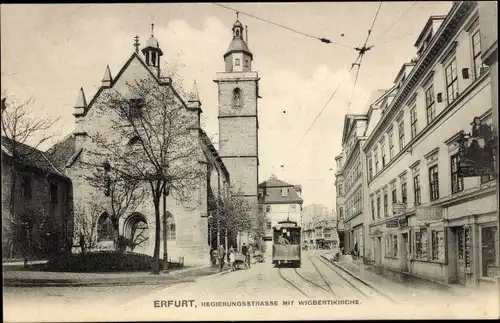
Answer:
334;154;345;250
363;2;498;287
258;175;303;256
301;204;338;249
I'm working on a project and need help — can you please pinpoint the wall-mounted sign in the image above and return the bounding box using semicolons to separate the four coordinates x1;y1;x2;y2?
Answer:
386;220;399;228
416;206;443;222
393;203;407;215
457;118;496;178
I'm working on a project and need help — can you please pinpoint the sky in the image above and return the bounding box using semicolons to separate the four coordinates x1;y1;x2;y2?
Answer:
1;2;453;212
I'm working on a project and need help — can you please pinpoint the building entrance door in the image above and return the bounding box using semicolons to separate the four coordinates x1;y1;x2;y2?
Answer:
375;237;382;265
400;233;409;272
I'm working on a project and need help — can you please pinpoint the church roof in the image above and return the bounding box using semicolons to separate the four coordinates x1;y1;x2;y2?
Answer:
145;35;160;49
1;136;68;179
45;133;77;171
224;38;252;58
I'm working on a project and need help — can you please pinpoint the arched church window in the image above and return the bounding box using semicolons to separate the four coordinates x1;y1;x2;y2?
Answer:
97;213;114;241
131;218;149;248
168;217;176;240
233;88;242;108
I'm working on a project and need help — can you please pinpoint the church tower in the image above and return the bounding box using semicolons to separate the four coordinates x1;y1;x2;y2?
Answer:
215;14;260;227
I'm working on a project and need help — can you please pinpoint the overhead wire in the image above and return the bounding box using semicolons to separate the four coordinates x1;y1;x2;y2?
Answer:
372;2;417;44
212;3;353;49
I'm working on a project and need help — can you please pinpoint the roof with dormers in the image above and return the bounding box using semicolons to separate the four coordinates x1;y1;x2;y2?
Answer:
258;177;303;205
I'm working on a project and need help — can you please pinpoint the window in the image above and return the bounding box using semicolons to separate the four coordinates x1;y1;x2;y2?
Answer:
381;143;386;167
368;157;373;181
266;221;272;231
233;88;242;108
376;196;381;219
339;207;344;220
401;182;407;204
383;194;388;217
481;147;496;183
481;226;498;278
392;188;397;204
398;119;405;151
338;184;343;196
235;58;240;66
451;154;464;194
128;99;143;119
374;149;379;173
281;188;288;197
244;59;249;68
414;228;429;260
388;132;394;159
410;106;417;139
392;235;398;258
425;85;436;124
370;198;375;221
50;183;58;204
97;213;114;241
168;222;176;240
235;29;240;37
414;175;421;206
431;229;445;261
445;57;459;103
472;30;486;79
429;165;439;201
266;205;271;213
290;205;296;212
21;175;32;200
151;52;157;66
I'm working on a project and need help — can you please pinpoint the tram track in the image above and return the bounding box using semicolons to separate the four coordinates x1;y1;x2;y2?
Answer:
315;255;398;304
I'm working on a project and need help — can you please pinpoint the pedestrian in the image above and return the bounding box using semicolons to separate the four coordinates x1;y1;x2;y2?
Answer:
218;244;225;272
229;249;236;271
354;242;358;258
247;243;253;268
242;243;249;269
210;248;217;267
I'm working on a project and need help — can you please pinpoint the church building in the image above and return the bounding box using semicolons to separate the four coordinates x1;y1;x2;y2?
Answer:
47;16;259;265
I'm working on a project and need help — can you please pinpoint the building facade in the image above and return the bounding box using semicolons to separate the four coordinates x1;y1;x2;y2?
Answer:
301;204;338;249
214;18;260;247
363;2;498;287
2;137;73;260
48;27;237;265
258;175;303;257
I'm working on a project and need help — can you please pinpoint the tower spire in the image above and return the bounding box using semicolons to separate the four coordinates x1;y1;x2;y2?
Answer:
236;11;239;19
151;23;154;37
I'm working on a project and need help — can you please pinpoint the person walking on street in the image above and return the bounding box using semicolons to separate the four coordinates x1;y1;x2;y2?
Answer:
218;244;225;272
241;243;249;269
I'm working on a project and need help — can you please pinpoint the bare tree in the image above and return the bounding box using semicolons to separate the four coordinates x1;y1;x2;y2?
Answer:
215;186;253;246
85;76;204;274
1;95;60;261
73;200;101;251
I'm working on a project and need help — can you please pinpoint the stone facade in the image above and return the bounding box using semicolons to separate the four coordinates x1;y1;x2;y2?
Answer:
1;137;73;260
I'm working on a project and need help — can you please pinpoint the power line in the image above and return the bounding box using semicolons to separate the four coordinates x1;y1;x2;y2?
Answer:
372;2;417;44
212;3;353;49
290;53;362;156
346;54;364;113
363;1;383;48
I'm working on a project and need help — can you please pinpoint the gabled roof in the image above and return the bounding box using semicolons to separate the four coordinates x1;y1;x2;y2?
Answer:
258;176;303;205
258;177;293;188
78;51;170;118
199;129;229;181
45;133;76;171
341;114;368;146
414;15;447;48
1;136;68;179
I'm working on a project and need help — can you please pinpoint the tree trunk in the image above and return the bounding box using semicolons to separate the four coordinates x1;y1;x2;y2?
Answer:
151;196;161;274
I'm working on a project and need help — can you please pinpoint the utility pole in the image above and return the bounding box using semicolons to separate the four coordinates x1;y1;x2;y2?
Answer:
163;180;170;271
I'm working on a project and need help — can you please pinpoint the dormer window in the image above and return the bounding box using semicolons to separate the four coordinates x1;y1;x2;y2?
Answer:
281;188;288;197
233;88;242;108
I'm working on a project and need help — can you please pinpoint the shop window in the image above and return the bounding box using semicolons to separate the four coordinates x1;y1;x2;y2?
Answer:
481;226;498;278
384;235;391;258
392;235;398;258
431;229;446;261
414;228;428;260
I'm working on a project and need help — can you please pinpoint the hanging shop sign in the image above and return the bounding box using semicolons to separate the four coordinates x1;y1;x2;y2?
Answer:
398;216;409;229
416;206;443;222
457;118;496;178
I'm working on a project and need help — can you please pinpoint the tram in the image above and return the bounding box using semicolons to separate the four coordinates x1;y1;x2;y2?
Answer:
272;220;302;268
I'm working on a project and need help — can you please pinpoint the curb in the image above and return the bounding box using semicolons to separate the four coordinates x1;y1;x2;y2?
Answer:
319;255;399;303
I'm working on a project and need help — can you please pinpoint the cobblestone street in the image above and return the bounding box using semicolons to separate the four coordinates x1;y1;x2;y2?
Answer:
3;250;498;322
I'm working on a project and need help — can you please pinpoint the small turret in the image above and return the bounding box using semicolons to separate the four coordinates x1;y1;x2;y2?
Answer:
74;87;87;116
141;23;164;78
101;65;113;87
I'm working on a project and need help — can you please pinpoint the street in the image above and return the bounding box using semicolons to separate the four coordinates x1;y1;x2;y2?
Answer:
5;250;495;322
